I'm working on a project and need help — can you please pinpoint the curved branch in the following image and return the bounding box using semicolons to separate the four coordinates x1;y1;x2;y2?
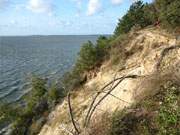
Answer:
101;91;131;104
84;76;125;127
85;75;138;127
67;92;80;135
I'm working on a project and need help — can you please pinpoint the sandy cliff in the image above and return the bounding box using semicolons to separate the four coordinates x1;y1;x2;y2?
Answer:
39;28;180;135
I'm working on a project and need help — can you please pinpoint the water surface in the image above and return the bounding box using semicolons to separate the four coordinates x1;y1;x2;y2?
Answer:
0;35;98;103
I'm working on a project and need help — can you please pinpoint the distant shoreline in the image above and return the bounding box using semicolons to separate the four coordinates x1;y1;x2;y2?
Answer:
0;34;112;37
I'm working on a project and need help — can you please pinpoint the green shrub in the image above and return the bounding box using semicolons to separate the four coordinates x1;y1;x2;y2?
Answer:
12;112;33;135
48;84;65;103
11;76;67;135
63;37;110;91
108;82;180;135
25;77;47;114
0;104;20;122
31;76;47;98
48;84;60;102
60;36;111;93
0;103;20;130
61;70;83;91
9;76;49;134
74;36;111;73
75;41;97;72
156;84;180;134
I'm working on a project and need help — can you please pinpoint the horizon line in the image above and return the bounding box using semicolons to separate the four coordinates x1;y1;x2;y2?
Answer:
0;34;113;37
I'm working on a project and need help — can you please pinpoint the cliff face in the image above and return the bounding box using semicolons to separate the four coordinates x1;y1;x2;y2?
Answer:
39;28;180;135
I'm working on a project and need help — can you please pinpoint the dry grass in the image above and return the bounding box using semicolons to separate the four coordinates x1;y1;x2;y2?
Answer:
85;112;111;135
134;67;180;103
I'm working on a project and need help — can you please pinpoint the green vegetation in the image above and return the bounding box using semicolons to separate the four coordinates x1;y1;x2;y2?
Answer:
114;0;180;36
0;103;20;129
61;36;110;91
1;0;180;134
96;36;110;61
114;1;154;36
88;82;180;135
0;77;66;135
60;0;180;92
83;1;180;134
48;83;65;104
75;37;110;73
109;82;180;135
155;0;180;28
76;41;97;72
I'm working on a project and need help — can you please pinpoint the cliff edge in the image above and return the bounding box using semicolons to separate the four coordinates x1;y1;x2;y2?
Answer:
39;28;180;135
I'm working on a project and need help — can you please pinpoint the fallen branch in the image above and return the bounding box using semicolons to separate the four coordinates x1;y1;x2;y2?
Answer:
85;75;138;127
67;92;81;135
101;91;131;104
84;76;124;127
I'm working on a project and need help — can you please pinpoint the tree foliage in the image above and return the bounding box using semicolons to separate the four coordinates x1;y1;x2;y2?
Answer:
115;0;180;36
114;1;153;35
0;76;66;135
75;41;97;72
48;84;65;103
155;0;180;28
96;36;109;61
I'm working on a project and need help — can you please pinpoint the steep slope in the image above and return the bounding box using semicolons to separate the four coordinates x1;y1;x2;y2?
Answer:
39;28;180;135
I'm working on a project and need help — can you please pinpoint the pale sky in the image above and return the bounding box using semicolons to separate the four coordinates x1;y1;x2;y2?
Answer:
0;0;152;35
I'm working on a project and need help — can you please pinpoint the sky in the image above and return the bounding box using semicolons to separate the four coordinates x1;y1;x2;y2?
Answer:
0;0;152;35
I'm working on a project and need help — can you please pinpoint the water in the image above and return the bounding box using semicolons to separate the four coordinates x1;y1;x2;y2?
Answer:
0;35;98;103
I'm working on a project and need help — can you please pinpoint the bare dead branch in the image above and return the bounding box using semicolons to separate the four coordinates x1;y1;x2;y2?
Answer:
67;92;81;135
85;75;138;127
84;76;125;127
101;91;131;104
65;45;180;134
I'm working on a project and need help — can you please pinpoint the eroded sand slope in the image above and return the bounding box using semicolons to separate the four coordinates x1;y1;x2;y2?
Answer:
39;28;180;135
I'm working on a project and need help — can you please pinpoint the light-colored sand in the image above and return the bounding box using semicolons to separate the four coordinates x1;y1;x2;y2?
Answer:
39;28;180;135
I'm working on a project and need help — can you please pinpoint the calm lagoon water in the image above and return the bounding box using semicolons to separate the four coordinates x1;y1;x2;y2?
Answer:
0;35;98;103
